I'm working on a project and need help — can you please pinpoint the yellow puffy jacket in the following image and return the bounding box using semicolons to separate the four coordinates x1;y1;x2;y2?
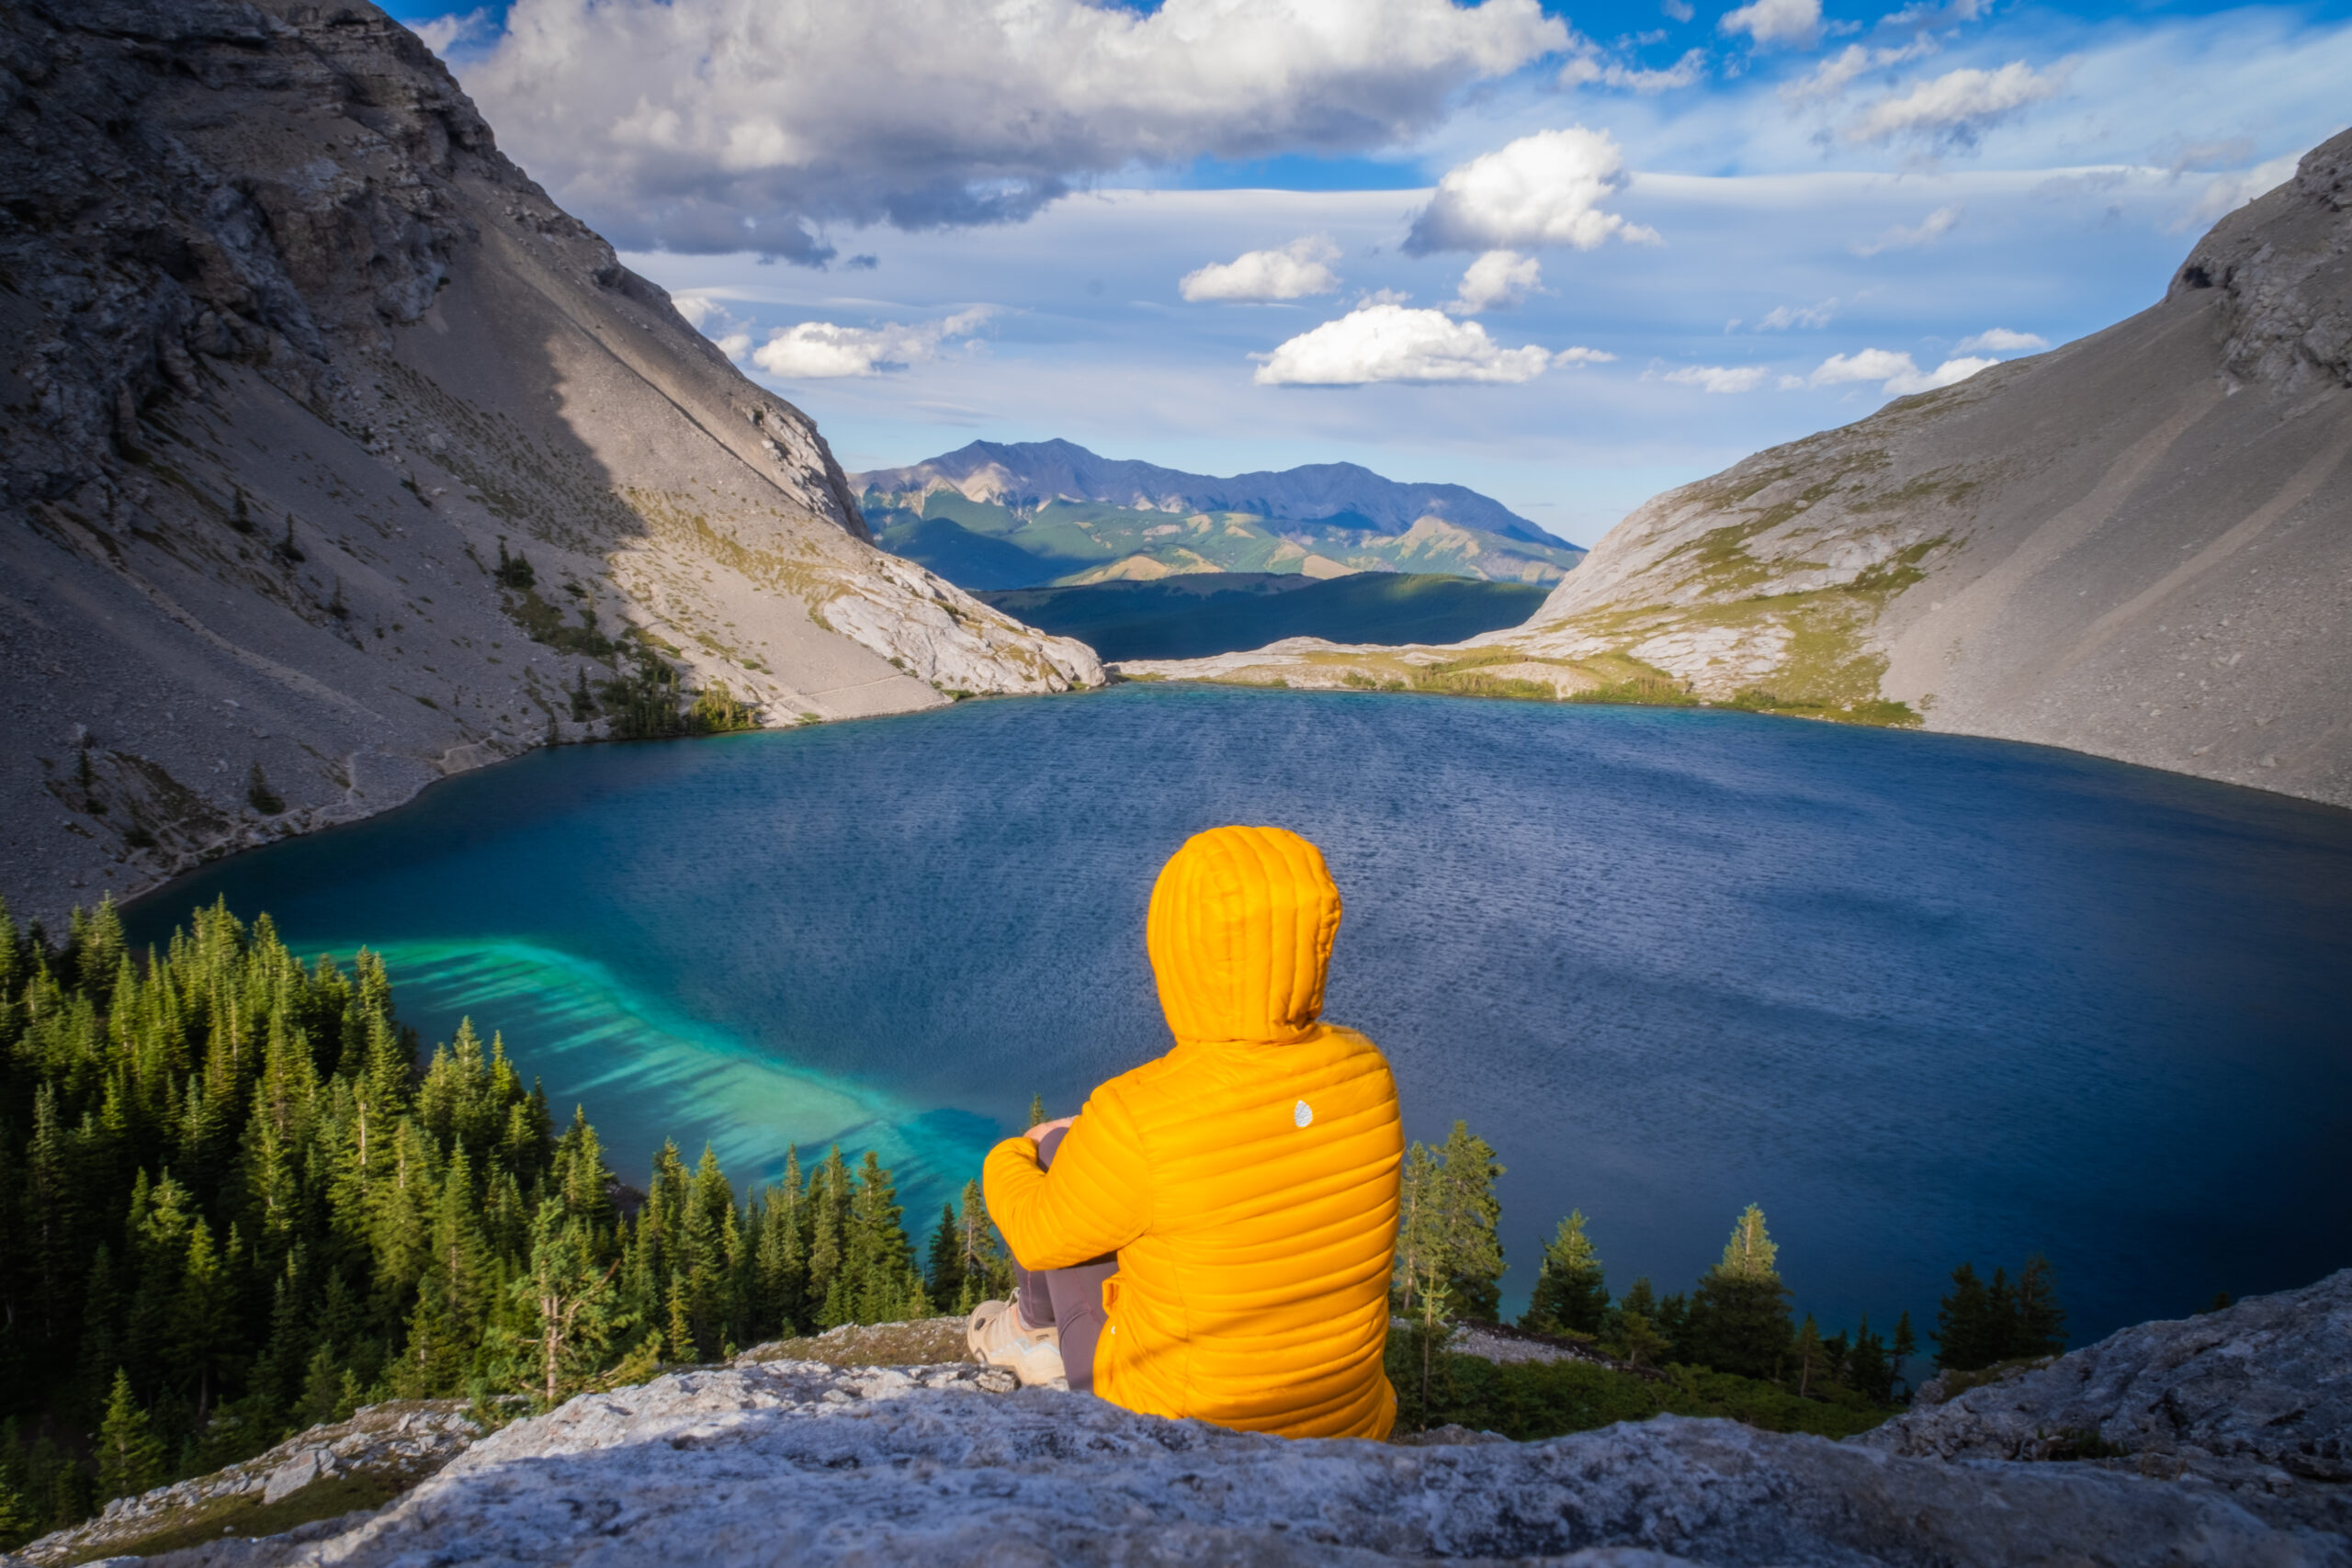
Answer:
983;825;1403;1439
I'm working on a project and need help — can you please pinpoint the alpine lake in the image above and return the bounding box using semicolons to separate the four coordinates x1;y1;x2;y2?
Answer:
127;683;2352;1343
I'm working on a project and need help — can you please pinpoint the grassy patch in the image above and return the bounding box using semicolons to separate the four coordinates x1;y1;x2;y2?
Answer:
56;1472;409;1564
1566;673;1699;708
740;1316;969;1369
1723;690;1921;728
1390;1337;1896;1444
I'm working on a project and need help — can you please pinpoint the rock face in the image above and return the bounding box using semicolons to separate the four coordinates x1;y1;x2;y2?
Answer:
1860;1269;2352;1537
13;1400;484;1565
95;1363;2342;1567
0;0;1099;924
1119;130;2352;807
1509;127;2352;807
15;1274;2345;1568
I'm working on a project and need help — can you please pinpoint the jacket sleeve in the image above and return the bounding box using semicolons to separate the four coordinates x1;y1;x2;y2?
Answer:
982;1086;1152;1271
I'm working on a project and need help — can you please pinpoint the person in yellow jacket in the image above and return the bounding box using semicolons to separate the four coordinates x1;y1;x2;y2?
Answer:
973;824;1404;1440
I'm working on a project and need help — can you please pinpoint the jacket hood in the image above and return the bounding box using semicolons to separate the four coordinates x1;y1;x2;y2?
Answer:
1146;825;1341;1044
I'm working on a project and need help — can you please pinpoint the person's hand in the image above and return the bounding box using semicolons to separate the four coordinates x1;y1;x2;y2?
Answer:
1024;1116;1075;1144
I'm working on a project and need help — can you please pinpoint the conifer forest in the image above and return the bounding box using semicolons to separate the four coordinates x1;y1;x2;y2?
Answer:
0;900;2070;1543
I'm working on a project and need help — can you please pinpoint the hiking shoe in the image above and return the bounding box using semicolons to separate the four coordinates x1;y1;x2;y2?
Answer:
967;1296;1065;1386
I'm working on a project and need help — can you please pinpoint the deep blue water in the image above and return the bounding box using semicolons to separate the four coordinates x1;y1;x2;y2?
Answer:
128;685;2352;1346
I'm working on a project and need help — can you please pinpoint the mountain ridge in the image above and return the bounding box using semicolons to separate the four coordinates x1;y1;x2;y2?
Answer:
854;438;1575;548
0;0;1098;924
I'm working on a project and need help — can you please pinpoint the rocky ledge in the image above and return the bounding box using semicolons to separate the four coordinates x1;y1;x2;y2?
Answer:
9;1274;2345;1567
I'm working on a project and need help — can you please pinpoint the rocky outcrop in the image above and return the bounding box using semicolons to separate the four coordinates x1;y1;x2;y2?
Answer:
13;1274;2346;1568
12;1400;485;1565
1120;130;2352;807
0;0;1098;924
1859;1269;2351;1536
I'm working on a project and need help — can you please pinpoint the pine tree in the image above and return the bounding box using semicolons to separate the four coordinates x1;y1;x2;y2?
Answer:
1935;1263;1995;1371
1521;1210;1608;1337
504;1200;624;1406
1891;1310;1918;1395
1847;1314;1893;1404
925;1201;965;1311
1681;1204;1793;1381
1431;1122;1505;1324
95;1371;164;1502
1792;1315;1827;1397
2012;1254;2066;1359
1026;1094;1046;1130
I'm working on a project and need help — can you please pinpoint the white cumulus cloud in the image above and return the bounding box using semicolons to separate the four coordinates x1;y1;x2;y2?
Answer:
1252;304;1561;386
1446;250;1544;315
1660;364;1770;393
1809;347;1996;396
750;307;996;378
1853;205;1962;255
1407;128;1661;254
1954;327;2048;353
1720;0;1821;49
456;0;1567;262
1843;62;2065;148
1555;346;1618;365
1180;237;1343;302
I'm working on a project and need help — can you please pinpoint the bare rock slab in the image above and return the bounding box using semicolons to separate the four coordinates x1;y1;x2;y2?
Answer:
241;1361;2340;1567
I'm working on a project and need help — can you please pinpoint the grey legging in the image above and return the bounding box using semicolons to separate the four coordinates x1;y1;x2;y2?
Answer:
1008;1125;1121;1395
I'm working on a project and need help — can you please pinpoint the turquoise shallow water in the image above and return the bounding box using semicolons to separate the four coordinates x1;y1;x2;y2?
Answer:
129;685;2352;1341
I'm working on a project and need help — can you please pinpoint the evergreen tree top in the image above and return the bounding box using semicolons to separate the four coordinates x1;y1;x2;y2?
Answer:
1717;1203;1779;1282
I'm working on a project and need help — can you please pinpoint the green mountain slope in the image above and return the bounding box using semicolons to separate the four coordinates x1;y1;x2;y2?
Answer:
977;573;1550;660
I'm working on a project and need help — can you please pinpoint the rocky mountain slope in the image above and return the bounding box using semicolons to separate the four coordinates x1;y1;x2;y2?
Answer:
0;0;1099;925
1118;130;2352;808
10;1271;2346;1567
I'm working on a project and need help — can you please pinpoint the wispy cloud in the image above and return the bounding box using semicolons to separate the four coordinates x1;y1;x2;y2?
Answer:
1853;205;1962;255
1954;327;2047;353
1659;364;1770;393
1843;62;2066;148
749;307;998;378
1808;346;1996;395
1721;0;1822;49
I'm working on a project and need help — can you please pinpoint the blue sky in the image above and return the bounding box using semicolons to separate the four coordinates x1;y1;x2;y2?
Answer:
392;0;2348;539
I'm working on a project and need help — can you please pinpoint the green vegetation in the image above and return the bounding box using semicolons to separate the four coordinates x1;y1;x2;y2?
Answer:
1567;674;1700;707
1724;690;1922;728
1388;1339;1895;1442
977;573;1549;661
1932;1256;2066;1371
1388;1119;2030;1439
0;899;1011;1548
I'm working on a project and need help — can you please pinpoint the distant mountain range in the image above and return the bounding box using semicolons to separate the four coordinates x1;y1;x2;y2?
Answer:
852;441;1585;591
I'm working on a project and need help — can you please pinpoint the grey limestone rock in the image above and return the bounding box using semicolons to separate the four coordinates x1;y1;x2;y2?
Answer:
1860;1267;2352;1535
166;1358;2339;1567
